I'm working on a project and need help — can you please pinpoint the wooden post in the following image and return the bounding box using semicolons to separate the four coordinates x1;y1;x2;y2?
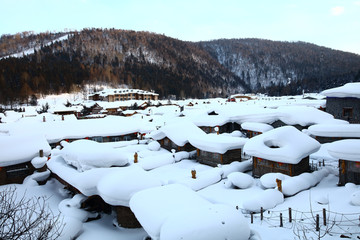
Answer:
251;212;253;224
191;169;196;179
197;149;200;157
43;116;46;122
316;214;320;231
276;178;282;192
280;213;283;227
39;149;44;158
289;208;292;223
134;152;138;163
260;207;263;221
61;115;64;121
322;159;325;166
323;208;326;226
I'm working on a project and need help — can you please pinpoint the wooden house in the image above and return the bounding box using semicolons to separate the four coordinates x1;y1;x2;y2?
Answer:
158;137;196;152
150;119;203;152
241;122;274;138
321;82;360;123
328;139;360;185
191;111;240;134
88;88;159;102
189;134;248;167
0;135;51;185
244;126;320;178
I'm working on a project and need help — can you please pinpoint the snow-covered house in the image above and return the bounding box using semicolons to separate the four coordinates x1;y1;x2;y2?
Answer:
321;82;360;123
308;124;360;143
271;106;341;131
49;105;83;118
48;140;162;228
241;122;274;138
88;88;159;102
189;134;248;167
150;119;204;152
0;135;51;185
244;126;320;177
129;184;250;240
327;139;360;185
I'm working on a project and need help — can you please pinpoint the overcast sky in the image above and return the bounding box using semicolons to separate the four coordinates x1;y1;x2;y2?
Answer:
1;0;359;54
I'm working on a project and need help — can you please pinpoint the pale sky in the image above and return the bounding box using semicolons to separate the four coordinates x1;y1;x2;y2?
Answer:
1;0;359;54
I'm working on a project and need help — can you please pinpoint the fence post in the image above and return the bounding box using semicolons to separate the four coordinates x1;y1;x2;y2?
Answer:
280;213;283;227
191;169;196;179
323;208;326;226
260;207;263;221
251;212;253;224
134;152;138;163
316;214;320;231
289;208;292;223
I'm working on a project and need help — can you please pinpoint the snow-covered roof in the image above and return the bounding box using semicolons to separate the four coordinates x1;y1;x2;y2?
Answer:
90;88;159;97
60;140;128;171
189;134;248;154
241;122;274;133
0;116;154;144
217;105;279;124
276;106;338;126
321;82;360;98
243;126;321;164
97;165;162;206
308;124;360;138
129;184;250;240
49;105;83;113
0;134;51;167
327;140;360;162
150;119;206;147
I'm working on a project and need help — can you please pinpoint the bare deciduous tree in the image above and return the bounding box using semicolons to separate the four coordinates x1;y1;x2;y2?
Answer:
0;187;64;240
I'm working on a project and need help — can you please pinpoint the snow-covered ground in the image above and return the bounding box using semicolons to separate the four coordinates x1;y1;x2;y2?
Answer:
1;92;359;240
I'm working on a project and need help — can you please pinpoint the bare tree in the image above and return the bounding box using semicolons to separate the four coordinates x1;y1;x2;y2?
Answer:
0;187;64;240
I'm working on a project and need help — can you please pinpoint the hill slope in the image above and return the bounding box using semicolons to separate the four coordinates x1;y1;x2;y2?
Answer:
0;29;359;104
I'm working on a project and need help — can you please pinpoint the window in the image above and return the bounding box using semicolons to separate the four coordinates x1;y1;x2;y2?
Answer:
342;107;353;119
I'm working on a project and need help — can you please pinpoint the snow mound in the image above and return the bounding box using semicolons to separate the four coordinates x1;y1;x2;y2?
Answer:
147;141;161;151
60;140;128;171
282;168;331;196
31;156;47;169
227;172;254;189
160;204;250;240
351;191;360;206
220;160;252;178
260;173;289;189
243;189;284;212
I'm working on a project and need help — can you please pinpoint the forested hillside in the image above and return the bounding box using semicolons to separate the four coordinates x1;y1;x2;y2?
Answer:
198;39;360;95
0;28;359;104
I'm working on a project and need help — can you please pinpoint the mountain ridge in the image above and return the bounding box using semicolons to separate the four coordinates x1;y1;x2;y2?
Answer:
0;28;359;104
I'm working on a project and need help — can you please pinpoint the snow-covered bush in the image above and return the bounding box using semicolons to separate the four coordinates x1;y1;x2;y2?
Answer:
227;172;254;189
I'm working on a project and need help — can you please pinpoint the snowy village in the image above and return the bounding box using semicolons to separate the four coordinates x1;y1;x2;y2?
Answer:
0;82;360;240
